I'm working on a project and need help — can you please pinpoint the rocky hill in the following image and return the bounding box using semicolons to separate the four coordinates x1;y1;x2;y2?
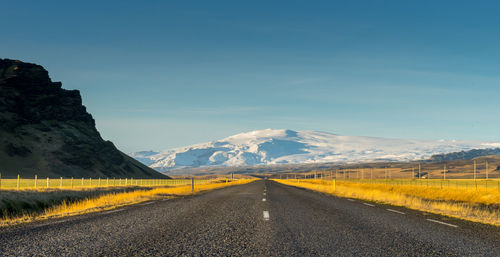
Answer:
0;59;167;178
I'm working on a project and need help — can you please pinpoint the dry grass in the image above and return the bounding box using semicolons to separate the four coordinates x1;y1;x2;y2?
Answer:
0;179;256;227
274;179;500;226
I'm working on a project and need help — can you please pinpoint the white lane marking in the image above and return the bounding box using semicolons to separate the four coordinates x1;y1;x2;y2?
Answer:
386;209;405;215
263;211;270;221
32;219;69;228
363;203;375;207
347;199;355;202
263;192;266;196
139;202;153;206
427;219;458;228
262;198;266;202
102;209;124;215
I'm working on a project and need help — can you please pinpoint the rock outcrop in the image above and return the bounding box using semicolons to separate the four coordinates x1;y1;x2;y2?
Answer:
0;59;167;178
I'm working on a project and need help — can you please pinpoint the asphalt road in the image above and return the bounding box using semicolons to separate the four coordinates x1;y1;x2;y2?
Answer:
0;180;499;256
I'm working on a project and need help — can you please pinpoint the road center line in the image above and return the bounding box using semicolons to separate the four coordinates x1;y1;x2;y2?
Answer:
426;219;458;228
263;211;270;221
386;209;405;215
363;203;375;207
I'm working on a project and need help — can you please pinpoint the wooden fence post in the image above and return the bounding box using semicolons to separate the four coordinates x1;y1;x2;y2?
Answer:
34;174;38;190
486;160;489;180
473;160;477;181
71;177;74;189
191;177;194;193
60;177;63;189
47;177;49;189
17;174;20;191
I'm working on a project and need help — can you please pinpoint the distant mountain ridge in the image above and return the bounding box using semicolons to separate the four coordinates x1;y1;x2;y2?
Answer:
0;59;167;178
429;148;500;162
130;129;500;173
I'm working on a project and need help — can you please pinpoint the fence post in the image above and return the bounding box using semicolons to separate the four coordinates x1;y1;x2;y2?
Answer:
81;177;84;187
107;178;109;187
125;178;128;186
71;177;74;189
47;177;49;189
60;177;63;189
34;174;37;190
486;160;489;180
473;160;477;181
89;178;92;188
191;177;194;193
17;174;20;191
98;177;101;187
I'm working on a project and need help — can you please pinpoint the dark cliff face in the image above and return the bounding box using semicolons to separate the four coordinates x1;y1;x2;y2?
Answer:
0;59;167;178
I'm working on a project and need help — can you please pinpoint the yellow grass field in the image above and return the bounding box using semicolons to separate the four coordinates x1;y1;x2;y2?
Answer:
274;179;500;226
0;179;256;227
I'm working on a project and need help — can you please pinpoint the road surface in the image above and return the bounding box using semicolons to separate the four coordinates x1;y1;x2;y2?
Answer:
0;180;498;256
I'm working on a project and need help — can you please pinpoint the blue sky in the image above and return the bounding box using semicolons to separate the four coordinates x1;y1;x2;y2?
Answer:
2;1;500;152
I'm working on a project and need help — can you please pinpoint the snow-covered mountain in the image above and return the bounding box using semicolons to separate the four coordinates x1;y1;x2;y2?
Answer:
130;129;500;172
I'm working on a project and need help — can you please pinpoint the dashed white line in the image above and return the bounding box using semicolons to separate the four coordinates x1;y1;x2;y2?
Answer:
386;209;405;215
139;202;153;206
347;199;355;202
262;198;266;202
363;203;375;207
427;219;458;228
263;211;270;221
263;192;266;196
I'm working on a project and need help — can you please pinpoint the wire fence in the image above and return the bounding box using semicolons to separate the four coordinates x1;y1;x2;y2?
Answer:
280;176;500;191
0;174;232;191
